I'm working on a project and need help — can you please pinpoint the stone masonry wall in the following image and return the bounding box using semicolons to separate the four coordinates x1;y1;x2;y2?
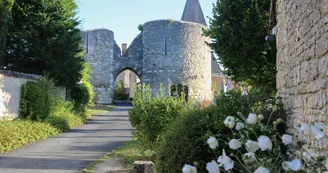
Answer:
142;20;212;101
277;0;328;156
82;29;115;104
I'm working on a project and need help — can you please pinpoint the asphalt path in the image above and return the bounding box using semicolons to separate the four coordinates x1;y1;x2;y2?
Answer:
0;106;133;173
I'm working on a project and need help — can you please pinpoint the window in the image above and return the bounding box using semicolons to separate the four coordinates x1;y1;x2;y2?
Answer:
171;84;188;101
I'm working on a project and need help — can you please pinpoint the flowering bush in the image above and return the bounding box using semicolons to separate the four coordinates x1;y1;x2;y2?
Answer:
156;90;286;173
183;112;328;173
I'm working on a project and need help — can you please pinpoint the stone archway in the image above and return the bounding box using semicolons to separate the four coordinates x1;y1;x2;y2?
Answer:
114;67;141;100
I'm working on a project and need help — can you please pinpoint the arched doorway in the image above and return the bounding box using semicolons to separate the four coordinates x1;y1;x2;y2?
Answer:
114;68;141;100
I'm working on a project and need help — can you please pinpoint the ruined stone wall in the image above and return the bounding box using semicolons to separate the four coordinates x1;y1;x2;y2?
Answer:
82;29;115;104
277;0;328;155
142;20;212;101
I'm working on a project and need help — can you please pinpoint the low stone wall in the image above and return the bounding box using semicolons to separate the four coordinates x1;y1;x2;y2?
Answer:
0;70;65;120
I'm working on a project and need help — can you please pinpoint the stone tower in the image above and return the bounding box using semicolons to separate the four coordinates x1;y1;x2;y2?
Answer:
141;0;212;101
82;0;213;104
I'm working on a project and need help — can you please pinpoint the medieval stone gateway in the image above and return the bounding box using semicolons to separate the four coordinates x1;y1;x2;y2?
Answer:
81;0;214;104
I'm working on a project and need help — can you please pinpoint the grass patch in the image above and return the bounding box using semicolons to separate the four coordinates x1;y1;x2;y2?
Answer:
111;139;154;167
89;105;115;115
81;139;154;173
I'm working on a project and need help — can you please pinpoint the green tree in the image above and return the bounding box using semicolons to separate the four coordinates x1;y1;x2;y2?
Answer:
5;0;84;87
205;0;276;93
0;0;14;67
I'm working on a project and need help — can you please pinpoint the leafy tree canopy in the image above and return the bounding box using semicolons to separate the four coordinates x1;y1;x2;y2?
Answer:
0;0;14;66
5;0;85;87
205;0;277;93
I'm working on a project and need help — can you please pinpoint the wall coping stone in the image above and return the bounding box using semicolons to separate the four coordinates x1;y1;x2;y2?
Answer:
0;70;41;80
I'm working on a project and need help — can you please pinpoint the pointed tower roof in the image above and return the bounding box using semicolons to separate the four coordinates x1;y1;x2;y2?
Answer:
181;0;207;26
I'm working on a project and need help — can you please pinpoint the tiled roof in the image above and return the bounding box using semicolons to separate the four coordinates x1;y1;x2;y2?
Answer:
181;0;207;26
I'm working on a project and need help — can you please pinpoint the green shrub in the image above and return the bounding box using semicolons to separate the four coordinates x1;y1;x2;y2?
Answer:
155;106;228;173
80;62;94;105
19;81;51;120
138;24;143;32
155;89;286;173
19;76;87;132
129;85;193;150
114;81;128;100
45;116;69;132
0;120;59;153
45;100;85;132
71;83;91;111
214;89;286;122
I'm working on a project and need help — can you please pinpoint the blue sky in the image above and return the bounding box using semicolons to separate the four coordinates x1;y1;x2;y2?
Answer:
76;0;216;46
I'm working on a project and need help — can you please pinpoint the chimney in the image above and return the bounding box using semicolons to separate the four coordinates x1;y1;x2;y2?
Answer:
122;43;127;57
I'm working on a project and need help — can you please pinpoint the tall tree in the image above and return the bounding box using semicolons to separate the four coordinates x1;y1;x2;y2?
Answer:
205;0;276;93
0;0;14;67
5;0;84;87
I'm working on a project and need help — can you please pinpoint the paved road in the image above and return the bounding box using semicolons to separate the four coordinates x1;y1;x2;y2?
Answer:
0;106;133;173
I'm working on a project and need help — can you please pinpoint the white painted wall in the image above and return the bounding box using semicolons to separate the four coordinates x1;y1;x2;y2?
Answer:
0;73;66;120
0;74;30;120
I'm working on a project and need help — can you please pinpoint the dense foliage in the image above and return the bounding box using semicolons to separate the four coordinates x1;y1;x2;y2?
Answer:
45;100;85;132
20;77;87;130
205;0;276;93
156;106;228;173
20;80;52;121
4;0;85;87
155;89;286;173
0;0;14;67
0;120;59;153
114;81;129;100
129;85;193;150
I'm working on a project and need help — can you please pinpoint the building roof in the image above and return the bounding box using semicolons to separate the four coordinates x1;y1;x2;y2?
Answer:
211;53;222;75
181;0;207;26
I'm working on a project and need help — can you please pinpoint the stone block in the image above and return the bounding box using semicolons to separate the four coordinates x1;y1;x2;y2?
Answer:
132;161;154;173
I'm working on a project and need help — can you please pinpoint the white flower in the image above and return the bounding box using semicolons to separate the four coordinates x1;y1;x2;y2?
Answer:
207;136;219;150
311;124;324;140
224;116;236;128
182;164;197;173
314;122;324;129
243;152;256;163
258;136;273;151
245;140;260;153
258;114;264;121
217;149;234;171
235;122;245;130
228;139;242;150
289;159;302;171
282;159;302;171
302;152;311;161
281;134;293;145
246;113;257;124
206;160;220;173
254;167;270;173
302;123;311;136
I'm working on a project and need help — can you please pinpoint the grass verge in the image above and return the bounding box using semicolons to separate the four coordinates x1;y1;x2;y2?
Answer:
81;139;154;173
